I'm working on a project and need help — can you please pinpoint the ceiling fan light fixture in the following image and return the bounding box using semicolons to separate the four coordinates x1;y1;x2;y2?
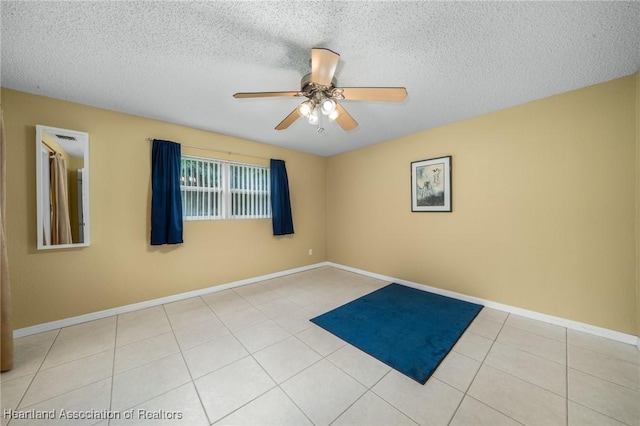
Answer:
298;100;314;118
308;107;319;125
320;98;336;115
327;109;340;121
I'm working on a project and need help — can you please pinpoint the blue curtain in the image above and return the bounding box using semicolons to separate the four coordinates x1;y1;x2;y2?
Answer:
151;140;183;245
270;159;294;236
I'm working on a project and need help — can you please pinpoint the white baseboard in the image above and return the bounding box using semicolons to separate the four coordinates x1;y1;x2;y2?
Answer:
13;262;329;338
14;260;639;350
327;262;640;347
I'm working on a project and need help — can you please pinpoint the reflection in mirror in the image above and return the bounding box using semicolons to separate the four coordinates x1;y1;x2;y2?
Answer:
35;125;90;249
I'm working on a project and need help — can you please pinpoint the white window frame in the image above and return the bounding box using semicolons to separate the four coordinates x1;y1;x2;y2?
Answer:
180;155;271;221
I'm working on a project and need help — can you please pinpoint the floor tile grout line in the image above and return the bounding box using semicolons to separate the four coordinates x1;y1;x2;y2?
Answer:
325;387;369;426
107;314;119;424
195;294;236;343
223;302;294;372
423;376;468;426
564;325;640;390
566;365;640;394
108;309;193;417
490;338;568;368
247;347;317;425
204;336;319;426
8;376;113;416
108;312;204;420
26;328;61;369
323;348;391;390
163;302;214;426
568;399;635;426
567;329;640;355
501;322;567;344
296;346;376;425
448;312;510;426
110;305;189;411
175;304;343;370
275;384;316;426
495;325;568;364
209;383;282;425
109;378;194;421
176;330;234;362
9;328;60;416
169;295;272;386
567;340;640;367
216;309;272;334
233;320;291;354
367;370;425;426
112;330;172;348
257;343;326;386
189;352;255;383
465;324;579;401
5;322;115;416
481;360;570;400
464;395;526;426
367;364;393;391
38;343;117;373
447;346;485;366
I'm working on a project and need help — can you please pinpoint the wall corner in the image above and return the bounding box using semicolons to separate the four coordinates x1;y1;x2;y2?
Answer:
636;71;640;341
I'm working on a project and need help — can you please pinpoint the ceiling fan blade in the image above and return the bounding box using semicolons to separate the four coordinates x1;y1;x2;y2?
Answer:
233;91;303;99
275;108;301;130
334;103;358;131
338;87;408;102
311;48;340;86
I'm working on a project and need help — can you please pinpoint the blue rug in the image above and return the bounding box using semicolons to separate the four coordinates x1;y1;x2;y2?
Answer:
311;283;483;384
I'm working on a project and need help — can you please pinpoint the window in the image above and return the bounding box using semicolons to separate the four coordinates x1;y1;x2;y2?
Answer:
180;156;270;220
228;163;271;219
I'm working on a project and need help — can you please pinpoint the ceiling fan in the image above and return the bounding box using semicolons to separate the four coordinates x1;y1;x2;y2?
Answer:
233;48;408;132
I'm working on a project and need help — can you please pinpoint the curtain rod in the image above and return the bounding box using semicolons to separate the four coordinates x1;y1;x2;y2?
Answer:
146;138;270;161
41;140;56;154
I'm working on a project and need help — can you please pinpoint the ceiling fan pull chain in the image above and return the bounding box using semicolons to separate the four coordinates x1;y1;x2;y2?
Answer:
317;109;324;133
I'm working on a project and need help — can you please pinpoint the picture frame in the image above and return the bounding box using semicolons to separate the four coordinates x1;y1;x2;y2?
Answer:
411;156;452;212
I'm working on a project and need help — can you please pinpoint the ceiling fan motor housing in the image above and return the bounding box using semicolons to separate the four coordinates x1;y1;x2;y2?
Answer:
301;73;339;98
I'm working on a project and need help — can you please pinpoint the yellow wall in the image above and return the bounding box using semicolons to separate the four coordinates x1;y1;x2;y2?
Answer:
2;88;326;329
327;75;638;335
3;74;639;336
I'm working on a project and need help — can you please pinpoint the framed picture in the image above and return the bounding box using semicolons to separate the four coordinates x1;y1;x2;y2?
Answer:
411;156;452;212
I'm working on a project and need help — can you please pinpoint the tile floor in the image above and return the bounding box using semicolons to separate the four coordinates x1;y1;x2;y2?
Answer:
1;266;639;426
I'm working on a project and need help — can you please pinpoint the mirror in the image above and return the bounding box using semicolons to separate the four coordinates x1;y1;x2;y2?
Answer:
36;125;90;249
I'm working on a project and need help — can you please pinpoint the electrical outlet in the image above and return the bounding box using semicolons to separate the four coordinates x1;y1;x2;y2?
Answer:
308;248;313;256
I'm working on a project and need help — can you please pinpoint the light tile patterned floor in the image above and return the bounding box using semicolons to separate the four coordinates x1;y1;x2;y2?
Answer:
1;267;639;425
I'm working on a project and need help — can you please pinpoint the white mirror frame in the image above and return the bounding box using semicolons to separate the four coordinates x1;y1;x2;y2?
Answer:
35;125;90;250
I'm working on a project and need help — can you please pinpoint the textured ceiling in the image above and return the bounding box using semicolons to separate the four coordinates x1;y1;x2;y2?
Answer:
2;1;639;156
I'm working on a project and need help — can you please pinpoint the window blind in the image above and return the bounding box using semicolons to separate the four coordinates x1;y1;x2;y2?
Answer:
180;156;270;220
